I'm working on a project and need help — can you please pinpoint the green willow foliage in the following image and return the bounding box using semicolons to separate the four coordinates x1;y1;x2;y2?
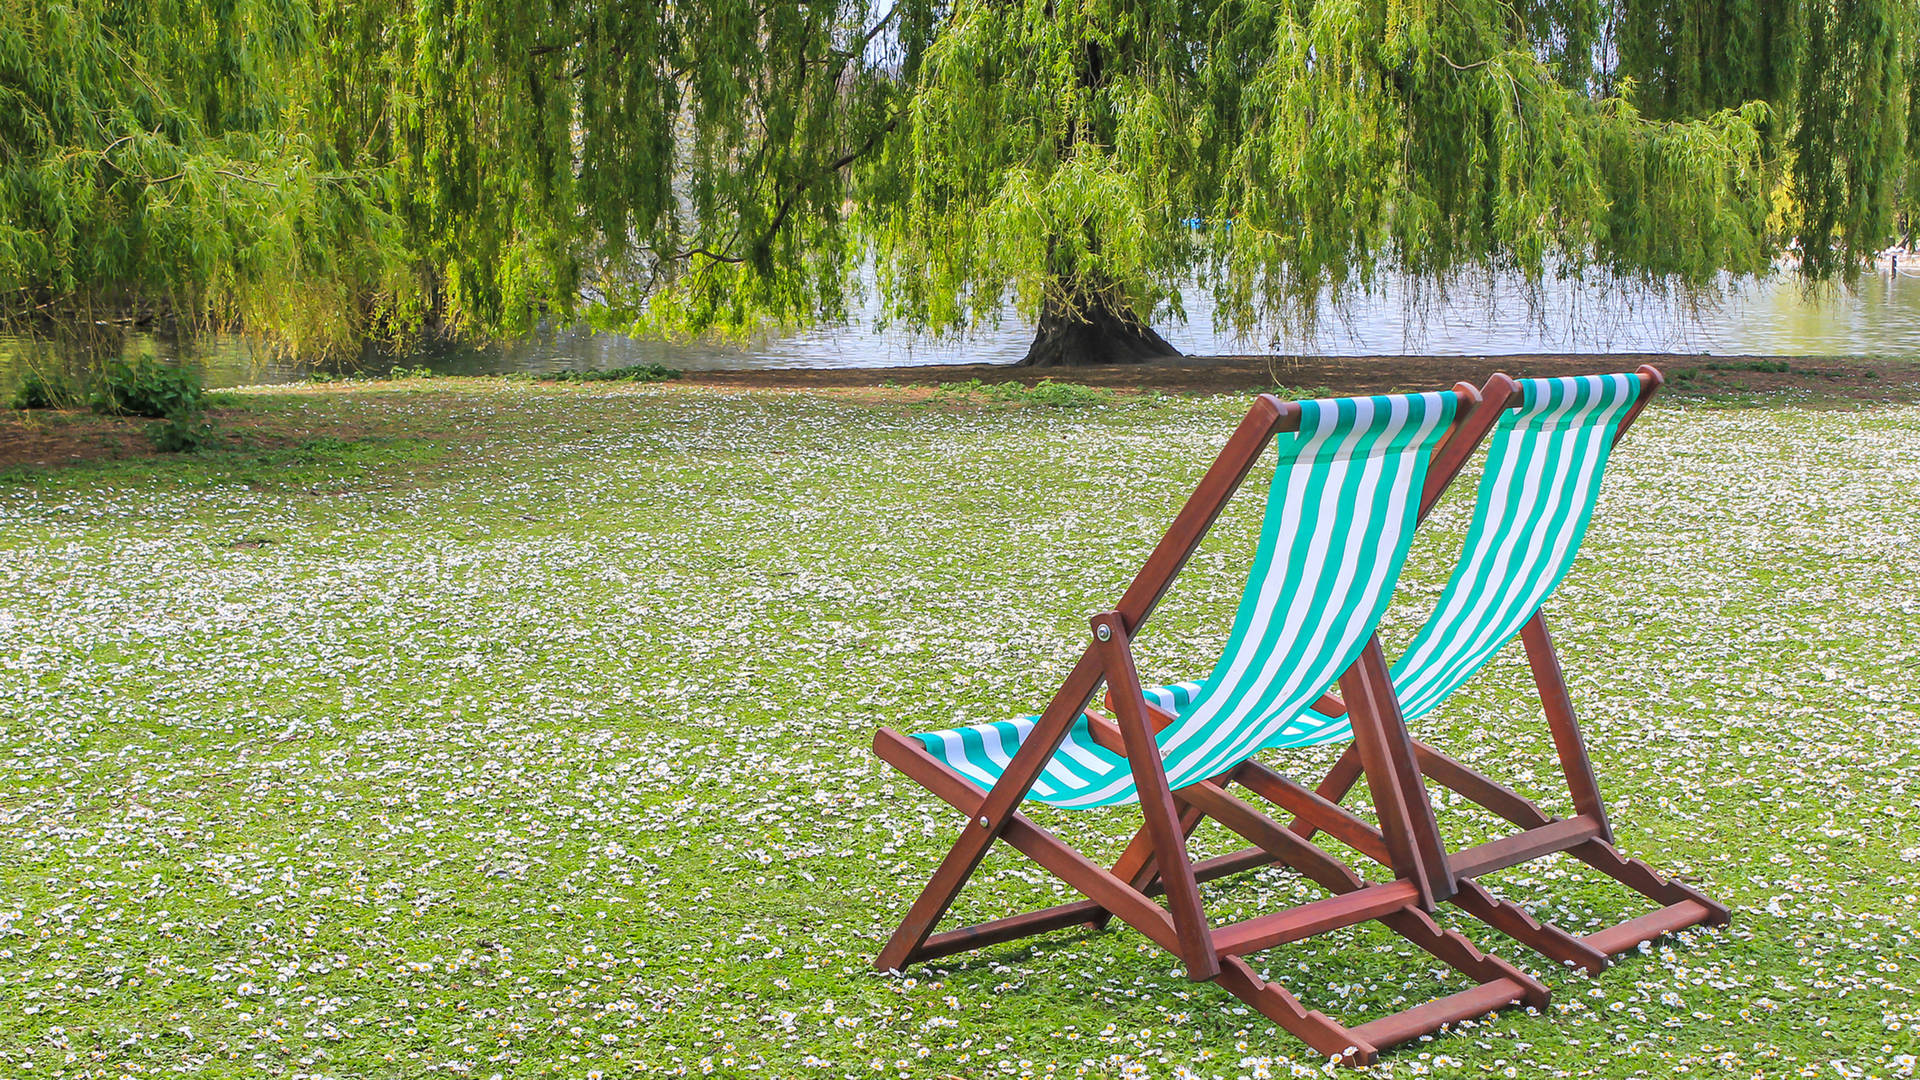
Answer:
872;0;1910;341
0;0;416;355
297;0;930;340
0;0;1913;353
1789;0;1914;275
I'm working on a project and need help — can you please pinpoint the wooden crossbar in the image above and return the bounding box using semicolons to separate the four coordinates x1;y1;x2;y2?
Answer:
1448;815;1607;879
875;723;1548;1065
1213;882;1423;956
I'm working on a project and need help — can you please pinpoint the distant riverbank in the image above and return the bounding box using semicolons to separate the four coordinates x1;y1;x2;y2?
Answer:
659;351;1920;399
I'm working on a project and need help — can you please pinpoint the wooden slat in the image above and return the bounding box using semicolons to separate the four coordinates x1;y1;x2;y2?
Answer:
994;818;1185;957
1348;977;1529;1050
1566;839;1733;923
1614;364;1665;444
1185;846;1276;886
1176;779;1366;895
1448;815;1604;879
1212;882;1421;957
1233;761;1393;864
915;900;1105;962
1580;900;1716;957
1410;741;1553;830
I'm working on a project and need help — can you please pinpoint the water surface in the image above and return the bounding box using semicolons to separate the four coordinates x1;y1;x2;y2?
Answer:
4;267;1916;392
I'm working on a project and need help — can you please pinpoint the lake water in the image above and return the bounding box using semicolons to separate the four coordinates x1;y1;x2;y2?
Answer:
4;266;1917;392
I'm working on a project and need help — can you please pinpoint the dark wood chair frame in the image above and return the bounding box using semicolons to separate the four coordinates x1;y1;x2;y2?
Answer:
1271;366;1732;975
873;383;1556;1065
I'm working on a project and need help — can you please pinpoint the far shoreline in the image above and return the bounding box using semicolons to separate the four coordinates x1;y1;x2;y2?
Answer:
670;352;1920;399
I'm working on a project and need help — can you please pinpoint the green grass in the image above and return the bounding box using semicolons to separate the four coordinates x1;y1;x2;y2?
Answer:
927;377;1119;408
1;381;1917;1079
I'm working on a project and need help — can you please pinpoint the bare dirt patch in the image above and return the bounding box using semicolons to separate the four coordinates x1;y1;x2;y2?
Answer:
0;388;478;472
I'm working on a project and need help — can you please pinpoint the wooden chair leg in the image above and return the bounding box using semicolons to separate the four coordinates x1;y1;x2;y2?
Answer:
1096;611;1219;980
1520;612;1615;843
1340;637;1453;906
1288;743;1364;843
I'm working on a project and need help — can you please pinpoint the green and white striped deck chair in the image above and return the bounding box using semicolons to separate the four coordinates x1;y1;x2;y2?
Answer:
911;392;1453;810
873;388;1551;1066
1137;369;1731;975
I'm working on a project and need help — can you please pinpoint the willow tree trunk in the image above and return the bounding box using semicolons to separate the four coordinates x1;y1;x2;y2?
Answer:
1017;288;1181;367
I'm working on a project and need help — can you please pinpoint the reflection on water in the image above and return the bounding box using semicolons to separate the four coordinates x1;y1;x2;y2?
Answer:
4;268;1917;392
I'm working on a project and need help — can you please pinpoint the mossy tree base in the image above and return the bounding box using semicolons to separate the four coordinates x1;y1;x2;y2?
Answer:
1018;293;1180;368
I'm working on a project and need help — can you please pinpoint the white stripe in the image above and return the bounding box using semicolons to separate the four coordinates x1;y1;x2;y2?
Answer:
1165;399;1381;764
1394;376;1628;719
1184;395;1439;778
1395;380;1589;708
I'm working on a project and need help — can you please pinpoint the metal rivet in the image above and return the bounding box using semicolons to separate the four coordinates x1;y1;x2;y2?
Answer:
1095;624;1112;642
977;816;990;827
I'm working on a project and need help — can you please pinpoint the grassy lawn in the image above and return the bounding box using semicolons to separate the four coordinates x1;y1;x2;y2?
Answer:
2;378;1917;1079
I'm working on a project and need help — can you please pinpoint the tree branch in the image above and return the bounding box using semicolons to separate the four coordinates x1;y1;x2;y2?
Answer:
753;112;902;255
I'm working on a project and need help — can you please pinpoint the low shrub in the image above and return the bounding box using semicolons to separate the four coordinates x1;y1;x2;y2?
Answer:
90;355;205;419
1010;379;1113;407
150;412;216;452
544;363;681;383
10;370;81;410
79;355;216;452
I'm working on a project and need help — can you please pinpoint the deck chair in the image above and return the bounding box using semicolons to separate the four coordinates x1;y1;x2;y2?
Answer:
873;387;1550;1065
1135;368;1730;976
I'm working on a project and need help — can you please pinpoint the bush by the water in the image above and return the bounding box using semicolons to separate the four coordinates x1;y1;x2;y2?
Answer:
9;370;81;410
89;355;206;419
543;362;680;383
10;355;220;452
147;412;215;452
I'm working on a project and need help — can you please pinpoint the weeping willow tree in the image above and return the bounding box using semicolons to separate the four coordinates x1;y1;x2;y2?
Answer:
869;0;1915;363
355;0;1913;364
0;0;416;356
2;0;1914;362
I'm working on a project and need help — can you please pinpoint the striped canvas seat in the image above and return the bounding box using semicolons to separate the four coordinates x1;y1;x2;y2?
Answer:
1140;373;1643;744
910;391;1458;809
